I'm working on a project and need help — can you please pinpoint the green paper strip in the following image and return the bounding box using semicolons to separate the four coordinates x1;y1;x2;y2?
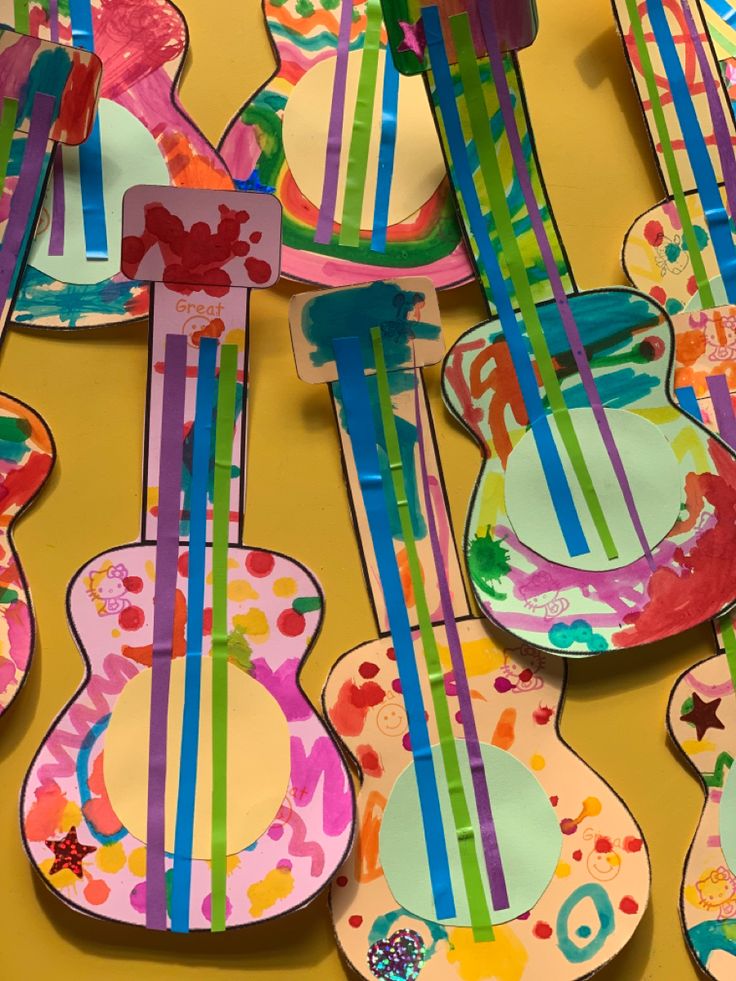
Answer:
0;98;18;201
14;0;29;33
371;327;494;943
624;0;714;308
210;343;238;933
450;13;617;561
720;613;736;691
338;0;382;248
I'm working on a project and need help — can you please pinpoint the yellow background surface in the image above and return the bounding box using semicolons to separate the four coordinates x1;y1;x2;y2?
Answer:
0;0;717;977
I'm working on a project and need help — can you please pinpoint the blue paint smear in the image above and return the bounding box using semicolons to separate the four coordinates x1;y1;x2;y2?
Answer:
556;883;615;964
562;367;659;410
688;919;736;966
18;48;71;126
15;265;134;327
77;713;128;846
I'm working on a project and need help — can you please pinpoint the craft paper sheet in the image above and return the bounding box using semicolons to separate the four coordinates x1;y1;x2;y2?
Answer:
289;276;650;980
21;187;354;929
4;0;232;330
218;0;473;288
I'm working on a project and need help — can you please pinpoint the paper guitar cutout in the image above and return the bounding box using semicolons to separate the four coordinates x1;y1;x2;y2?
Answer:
289;277;650;980
3;0;232;330
21;186;353;930
218;0;473;288
0;29;102;716
375;0;736;656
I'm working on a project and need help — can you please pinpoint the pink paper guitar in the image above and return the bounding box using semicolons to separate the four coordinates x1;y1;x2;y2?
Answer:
5;0;233;330
289;278;650;980
0;30;102;716
21;186;353;931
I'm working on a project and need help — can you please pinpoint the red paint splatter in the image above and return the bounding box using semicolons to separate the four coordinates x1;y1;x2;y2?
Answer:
620;896;639;915
329;679;385;737
357;745;383;778
277;609;305;637
359;662;379;679
348;915;363;928
595;836;613;854
533;703;554;725
644;220;664;247
336;876;348;887
550;796;559;807
533;921;553;939
25;782;68;841
624;836;643;853
246;551;275;578
118;606;144;631
385;646;396;661
122;576;143;594
573;849;583;861
177;553;189;578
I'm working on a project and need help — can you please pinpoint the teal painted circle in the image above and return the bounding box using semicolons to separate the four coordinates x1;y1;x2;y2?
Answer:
29;98;169;285
379;741;563;925
719;757;736;875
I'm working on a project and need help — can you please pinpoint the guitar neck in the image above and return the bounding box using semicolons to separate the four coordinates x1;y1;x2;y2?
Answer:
428;50;574;311
613;0;736;194
329;369;470;633
142;282;249;546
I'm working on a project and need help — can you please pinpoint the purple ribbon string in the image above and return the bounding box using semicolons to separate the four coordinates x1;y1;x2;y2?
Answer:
314;0;353;244
413;368;510;912
681;0;736;236
48;150;65;256
474;0;654;570
0;92;54;331
49;0;59;41
145;331;188;931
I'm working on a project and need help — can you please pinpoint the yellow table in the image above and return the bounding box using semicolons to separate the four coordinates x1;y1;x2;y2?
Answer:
0;0;714;977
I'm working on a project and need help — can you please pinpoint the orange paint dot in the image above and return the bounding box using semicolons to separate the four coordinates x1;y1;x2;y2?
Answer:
84;878;110;906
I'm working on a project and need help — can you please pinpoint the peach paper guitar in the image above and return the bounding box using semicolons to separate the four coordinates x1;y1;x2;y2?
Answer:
289;277;650;980
378;0;736;656
21;185;354;931
0;30;101;716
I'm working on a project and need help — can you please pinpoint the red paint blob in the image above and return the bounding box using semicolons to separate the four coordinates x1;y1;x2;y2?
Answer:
245;257;272;284
348;915;363;928
118;606;144;631
336;876;348;887
494;676;514;693
533;921;553;939
572;850;583;862
246;552;275;577
619;896;639;915
624;836;643;853
177;553;189;578
277;609;306;637
533;705;554;725
359;662;379;679
385;646;396;661
122;575;143;594
595;836;613;854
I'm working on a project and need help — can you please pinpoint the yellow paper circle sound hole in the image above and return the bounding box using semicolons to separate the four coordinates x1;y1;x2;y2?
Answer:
504;407;682;571
282;49;444;231
103;660;291;858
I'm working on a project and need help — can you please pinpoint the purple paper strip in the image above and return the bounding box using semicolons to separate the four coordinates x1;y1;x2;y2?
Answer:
48;150;65;256
681;0;736;234
474;0;654;570
145;331;188;932
413;369;510;912
314;0;353;244
49;0;60;41
0;92;54;333
707;373;736;448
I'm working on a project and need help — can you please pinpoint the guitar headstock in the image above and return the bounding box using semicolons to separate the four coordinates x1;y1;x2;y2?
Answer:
121;186;282;292
0;29;101;145
289;277;444;384
382;0;539;77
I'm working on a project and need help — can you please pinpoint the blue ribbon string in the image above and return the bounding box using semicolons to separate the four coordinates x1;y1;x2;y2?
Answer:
704;0;736;30
371;50;400;252
69;0;108;260
647;0;736;301
333;335;456;920
424;5;588;557
170;337;218;934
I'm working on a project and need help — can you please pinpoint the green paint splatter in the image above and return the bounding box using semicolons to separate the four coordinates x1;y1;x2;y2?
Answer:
293;596;321;614
296;0;315;16
0;588;19;605
468;526;510;600
227;626;253;673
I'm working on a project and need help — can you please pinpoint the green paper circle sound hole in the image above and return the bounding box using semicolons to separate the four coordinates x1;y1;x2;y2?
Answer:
379;741;563;926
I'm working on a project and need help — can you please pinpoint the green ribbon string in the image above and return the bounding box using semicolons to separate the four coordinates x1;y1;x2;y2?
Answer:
450;12;617;561
720;613;736;692
14;0;29;33
371;327;494;942
210;344;238;933
0;99;18;201
624;0;714;308
339;0;382;247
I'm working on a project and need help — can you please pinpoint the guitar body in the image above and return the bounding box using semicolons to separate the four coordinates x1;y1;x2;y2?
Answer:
0;393;53;717
443;286;736;654
326;618;650;979
669;654;736;979
21;541;354;928
6;0;231;330
218;0;471;288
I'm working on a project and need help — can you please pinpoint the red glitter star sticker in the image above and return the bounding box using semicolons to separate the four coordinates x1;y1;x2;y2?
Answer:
45;826;96;878
680;693;725;742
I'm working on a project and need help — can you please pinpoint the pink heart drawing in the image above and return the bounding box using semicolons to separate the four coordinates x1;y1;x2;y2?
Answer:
367;928;425;980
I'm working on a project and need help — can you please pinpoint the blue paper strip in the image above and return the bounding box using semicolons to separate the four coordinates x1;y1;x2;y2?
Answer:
333;335;456;920
371;50;400;253
675;384;704;421
69;0;108;260
705;0;736;30
170;337;218;934
647;0;736;302
424;6;588;557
